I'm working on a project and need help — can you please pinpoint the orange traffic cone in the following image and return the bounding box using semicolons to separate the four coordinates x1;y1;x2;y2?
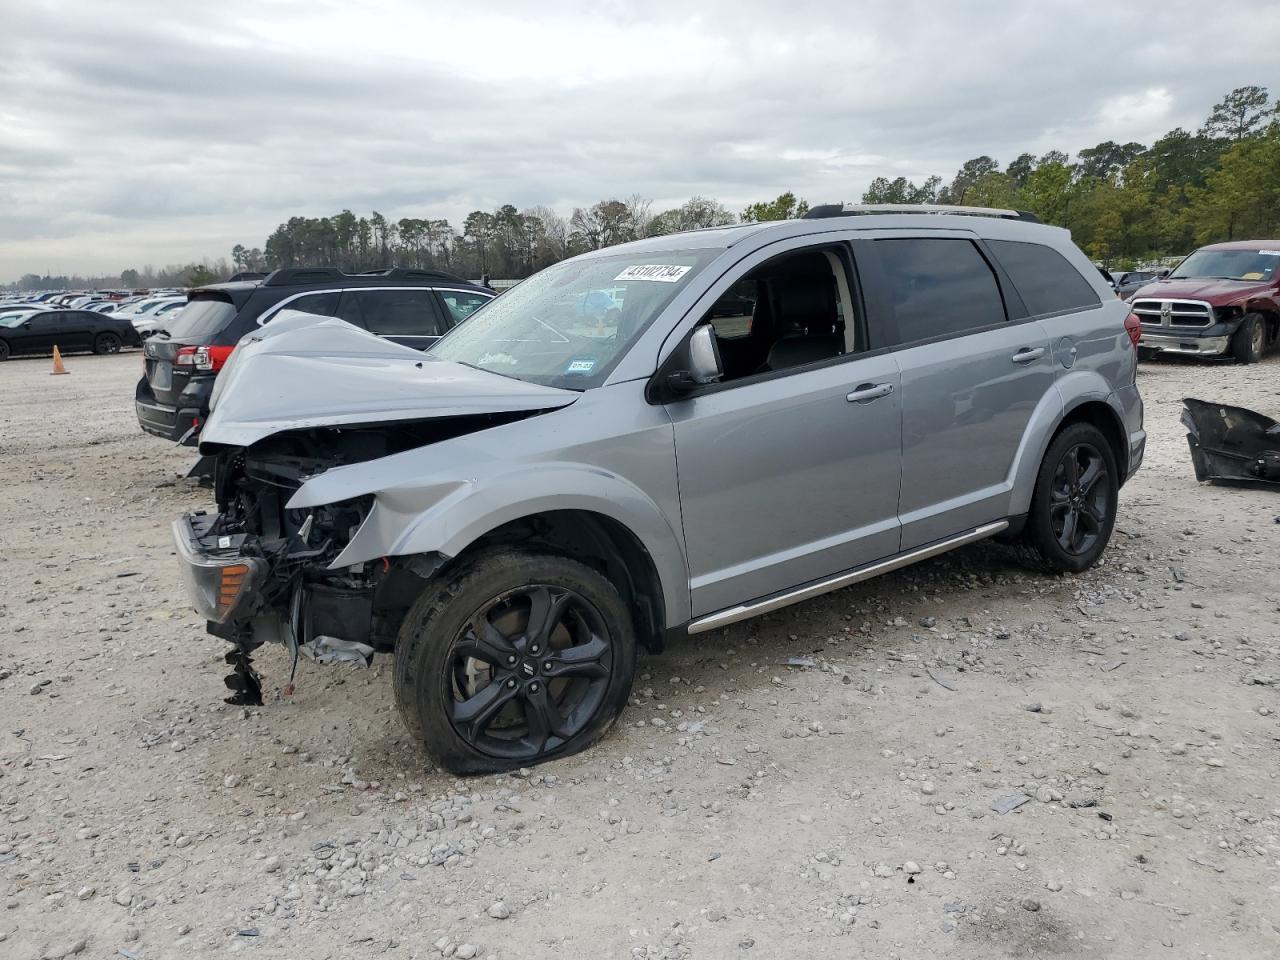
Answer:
51;345;69;375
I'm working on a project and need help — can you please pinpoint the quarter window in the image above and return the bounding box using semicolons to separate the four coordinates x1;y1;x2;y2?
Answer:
281;292;341;319
988;239;1100;316
871;238;1005;345
439;291;492;324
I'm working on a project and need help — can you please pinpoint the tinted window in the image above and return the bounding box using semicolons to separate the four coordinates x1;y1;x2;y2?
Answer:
872;238;1005;345
438;290;492;324
271;291;340;321
164;298;237;339
989;240;1100;316
351;289;443;337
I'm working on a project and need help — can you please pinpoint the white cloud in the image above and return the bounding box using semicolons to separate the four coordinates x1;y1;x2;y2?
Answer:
1;0;1277;279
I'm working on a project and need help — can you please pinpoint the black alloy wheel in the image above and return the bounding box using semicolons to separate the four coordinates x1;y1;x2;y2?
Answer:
94;332;122;354
1022;421;1119;573
394;549;636;774
445;584;613;761
1049;442;1110;557
0;340;9;361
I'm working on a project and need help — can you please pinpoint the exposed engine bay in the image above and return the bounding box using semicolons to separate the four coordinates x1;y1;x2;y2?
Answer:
189;414;535;704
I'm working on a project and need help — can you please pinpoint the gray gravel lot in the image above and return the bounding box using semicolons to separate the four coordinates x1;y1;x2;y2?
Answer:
1;348;1278;959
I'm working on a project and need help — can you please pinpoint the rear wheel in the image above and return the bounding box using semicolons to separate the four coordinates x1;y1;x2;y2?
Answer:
93;332;122;355
1023;422;1118;573
0;339;9;361
394;548;636;774
1231;313;1265;364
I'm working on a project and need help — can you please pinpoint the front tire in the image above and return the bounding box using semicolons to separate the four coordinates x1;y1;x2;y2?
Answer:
1023;422;1119;573
1231;313;1265;364
0;339;9;361
393;548;636;774
94;332;122;355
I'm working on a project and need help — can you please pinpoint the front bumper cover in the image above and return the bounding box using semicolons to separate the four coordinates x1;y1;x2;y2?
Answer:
171;514;268;623
1137;332;1230;356
1181;397;1280;488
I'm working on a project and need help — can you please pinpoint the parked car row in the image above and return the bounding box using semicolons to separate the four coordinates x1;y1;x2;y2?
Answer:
135;267;495;443
0;308;142;360
0;287;191;359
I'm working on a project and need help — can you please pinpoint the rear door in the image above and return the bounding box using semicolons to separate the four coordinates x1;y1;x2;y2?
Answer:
58;311;96;350
857;234;1054;550
340;287;447;349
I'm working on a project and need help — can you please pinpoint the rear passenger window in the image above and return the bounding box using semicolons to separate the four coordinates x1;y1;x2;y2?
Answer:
872;238;1005;345
350;290;444;337
988;240;1100;316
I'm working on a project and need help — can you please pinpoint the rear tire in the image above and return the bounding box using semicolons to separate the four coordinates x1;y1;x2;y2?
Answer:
1022;422;1119;574
1231;313;1265;364
93;332;122;355
393;548;636;774
0;339;9;361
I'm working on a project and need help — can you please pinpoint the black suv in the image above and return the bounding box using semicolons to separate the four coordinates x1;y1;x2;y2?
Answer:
135;267;494;445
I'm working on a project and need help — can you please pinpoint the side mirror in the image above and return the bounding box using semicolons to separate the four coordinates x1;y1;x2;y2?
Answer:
658;324;724;399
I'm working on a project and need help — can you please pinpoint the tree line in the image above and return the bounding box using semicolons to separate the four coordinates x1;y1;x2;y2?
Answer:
240;86;1279;277
7;86;1277;291
862;86;1280;266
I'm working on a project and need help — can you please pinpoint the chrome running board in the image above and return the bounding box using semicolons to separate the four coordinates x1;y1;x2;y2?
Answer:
686;520;1009;635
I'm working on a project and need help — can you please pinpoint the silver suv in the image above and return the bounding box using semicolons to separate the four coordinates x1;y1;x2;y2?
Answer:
175;204;1145;773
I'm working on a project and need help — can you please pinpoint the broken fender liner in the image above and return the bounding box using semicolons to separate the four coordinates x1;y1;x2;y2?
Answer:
1181;398;1280;490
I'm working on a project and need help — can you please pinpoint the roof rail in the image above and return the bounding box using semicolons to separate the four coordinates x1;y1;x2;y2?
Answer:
264;266;477;287
802;203;1041;224
262;268;347;286
356;267;471;284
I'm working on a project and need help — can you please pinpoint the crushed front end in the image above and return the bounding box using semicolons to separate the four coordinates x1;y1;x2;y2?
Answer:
174;436;384;704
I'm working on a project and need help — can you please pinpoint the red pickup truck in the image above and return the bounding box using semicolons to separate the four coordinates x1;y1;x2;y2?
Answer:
1131;240;1280;363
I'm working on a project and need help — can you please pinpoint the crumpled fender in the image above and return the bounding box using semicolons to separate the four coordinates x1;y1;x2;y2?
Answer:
289;454;692;628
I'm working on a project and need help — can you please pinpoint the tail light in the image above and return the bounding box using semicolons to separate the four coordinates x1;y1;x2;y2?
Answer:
1123;312;1141;348
175;345;235;372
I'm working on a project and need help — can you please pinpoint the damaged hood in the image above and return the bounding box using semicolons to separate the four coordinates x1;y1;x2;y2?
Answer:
1131;277;1274;304
199;311;579;449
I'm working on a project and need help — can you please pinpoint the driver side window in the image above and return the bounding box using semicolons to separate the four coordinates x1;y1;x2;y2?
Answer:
701;246;860;383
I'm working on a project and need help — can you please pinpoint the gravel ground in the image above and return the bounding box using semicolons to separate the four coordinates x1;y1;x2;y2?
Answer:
1;348;1278;960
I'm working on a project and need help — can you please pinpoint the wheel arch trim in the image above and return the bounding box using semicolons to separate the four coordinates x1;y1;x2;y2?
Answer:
332;464;692;627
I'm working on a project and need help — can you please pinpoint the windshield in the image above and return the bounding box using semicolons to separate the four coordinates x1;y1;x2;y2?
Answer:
162;298;235;339
1170;248;1279;282
426;248;717;388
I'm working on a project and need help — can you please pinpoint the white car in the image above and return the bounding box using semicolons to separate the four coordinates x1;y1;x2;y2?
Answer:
116;296;185;326
131;299;188;337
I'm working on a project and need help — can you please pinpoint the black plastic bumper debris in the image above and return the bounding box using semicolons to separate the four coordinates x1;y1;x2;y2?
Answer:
1182;397;1280;490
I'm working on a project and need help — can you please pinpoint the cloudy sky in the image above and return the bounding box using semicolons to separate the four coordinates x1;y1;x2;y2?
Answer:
2;0;1277;281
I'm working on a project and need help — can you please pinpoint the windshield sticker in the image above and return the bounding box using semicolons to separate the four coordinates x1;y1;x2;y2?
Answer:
1240;272;1265;281
1258;250;1280;256
566;358;596;374
614;264;691;283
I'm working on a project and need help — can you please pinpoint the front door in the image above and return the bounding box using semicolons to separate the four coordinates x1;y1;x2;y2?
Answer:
669;352;902;617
